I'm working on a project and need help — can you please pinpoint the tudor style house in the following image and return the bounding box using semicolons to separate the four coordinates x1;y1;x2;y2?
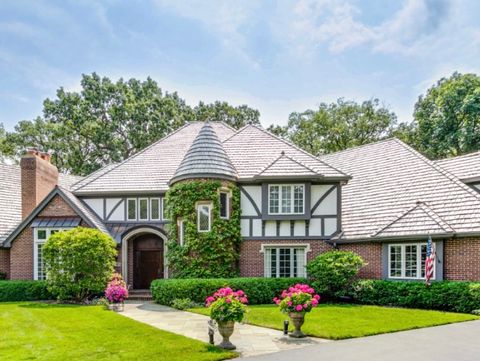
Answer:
1;121;480;288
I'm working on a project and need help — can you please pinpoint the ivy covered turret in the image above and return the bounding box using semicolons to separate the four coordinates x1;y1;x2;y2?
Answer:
166;122;241;278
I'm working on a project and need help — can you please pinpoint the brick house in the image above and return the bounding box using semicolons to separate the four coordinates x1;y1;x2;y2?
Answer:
1;122;480;288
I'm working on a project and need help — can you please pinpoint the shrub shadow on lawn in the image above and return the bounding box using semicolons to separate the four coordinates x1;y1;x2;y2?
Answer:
18;302;81;309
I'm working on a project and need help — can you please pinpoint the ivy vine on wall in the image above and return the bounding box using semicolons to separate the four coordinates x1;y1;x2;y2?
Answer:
165;180;242;278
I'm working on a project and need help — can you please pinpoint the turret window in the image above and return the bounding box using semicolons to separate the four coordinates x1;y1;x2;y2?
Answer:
197;203;212;232
219;191;230;219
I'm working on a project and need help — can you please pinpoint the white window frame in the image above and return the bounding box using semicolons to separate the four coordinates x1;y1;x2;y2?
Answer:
34;228;70;280
268;184;305;215
127;198;137;221
261;244;309;278
138;198;149;221
219;191;230;220
161;198;169;221
177;218;185;246
197;203;212;232
388;243;435;280
150;198;161;221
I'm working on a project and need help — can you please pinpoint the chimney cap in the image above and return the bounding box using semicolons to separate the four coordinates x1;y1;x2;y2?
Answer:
25;148;52;162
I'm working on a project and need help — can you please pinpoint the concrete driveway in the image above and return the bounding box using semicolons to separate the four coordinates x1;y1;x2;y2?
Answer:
244;320;480;361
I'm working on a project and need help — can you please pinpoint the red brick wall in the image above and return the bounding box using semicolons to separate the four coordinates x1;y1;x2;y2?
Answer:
10;194;87;280
239;239;333;277
444;237;480;281
20;153;58;219
0;248;10;279
337;242;383;279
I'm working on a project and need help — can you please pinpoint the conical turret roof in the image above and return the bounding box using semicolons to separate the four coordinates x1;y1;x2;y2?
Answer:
170;122;237;184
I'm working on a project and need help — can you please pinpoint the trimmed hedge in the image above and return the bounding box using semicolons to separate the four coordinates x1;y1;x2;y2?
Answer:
0;281;53;302
352;280;480;313
151;278;307;306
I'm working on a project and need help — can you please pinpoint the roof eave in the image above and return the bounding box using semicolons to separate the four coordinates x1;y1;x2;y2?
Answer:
169;173;238;186
330;231;461;244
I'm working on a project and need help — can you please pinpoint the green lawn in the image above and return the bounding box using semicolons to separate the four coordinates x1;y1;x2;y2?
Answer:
0;302;236;361
191;304;478;339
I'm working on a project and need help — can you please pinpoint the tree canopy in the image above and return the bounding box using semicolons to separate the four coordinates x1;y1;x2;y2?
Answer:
1;73;260;175
412;72;480;159
268;98;397;156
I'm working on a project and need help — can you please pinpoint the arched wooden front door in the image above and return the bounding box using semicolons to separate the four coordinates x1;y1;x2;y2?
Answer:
133;234;164;289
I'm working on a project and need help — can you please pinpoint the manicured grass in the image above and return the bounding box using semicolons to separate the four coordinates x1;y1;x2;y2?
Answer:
191;304;478;339
0;302;236;361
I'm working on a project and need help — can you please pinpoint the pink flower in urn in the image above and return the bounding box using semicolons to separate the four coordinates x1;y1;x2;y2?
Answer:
240;297;248;304
226;298;232;304
311;298;319;306
314;294;320;300
287;301;293;306
295;305;303;312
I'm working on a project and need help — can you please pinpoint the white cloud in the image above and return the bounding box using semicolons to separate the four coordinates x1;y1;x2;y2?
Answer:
152;0;261;69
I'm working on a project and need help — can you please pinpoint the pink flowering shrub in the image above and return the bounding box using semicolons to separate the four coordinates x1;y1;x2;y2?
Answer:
273;283;320;314
205;287;248;322
105;273;129;304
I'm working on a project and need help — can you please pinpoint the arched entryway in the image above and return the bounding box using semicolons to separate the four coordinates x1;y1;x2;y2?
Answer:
133;234;164;289
121;227;167;289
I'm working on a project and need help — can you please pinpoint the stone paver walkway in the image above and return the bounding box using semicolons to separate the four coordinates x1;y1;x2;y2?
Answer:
122;301;330;358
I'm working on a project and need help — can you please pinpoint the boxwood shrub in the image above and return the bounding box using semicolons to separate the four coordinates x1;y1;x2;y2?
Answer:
151;277;307;306
352;280;480;313
0;280;53;302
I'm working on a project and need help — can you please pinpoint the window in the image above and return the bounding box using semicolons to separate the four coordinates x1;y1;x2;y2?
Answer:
150;198;160;220
127;198;137;220
177;218;185;246
139;198;149;220
268;185;304;215
197;203;212;232
34;228;69;280
264;247;306;278
388;243;433;280
219;192;229;219
161;198;169;221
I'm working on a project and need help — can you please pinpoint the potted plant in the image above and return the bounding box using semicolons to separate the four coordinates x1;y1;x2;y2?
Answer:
274;283;320;338
105;273;129;312
205;287;248;350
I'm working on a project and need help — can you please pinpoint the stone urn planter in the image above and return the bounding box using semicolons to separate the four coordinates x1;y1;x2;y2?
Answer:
108;302;124;312
288;312;306;338
217;320;236;350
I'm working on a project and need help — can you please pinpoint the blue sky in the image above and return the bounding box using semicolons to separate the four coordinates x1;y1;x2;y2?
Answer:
1;0;480;130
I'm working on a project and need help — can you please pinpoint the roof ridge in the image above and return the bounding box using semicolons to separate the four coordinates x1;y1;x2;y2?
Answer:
392;138;480;202
73;122;194;192
221;123;251;143
230;123;350;178
255;152;318;176
283;153;319;174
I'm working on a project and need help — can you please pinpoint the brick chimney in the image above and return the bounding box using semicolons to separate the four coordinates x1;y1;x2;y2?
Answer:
20;148;59;218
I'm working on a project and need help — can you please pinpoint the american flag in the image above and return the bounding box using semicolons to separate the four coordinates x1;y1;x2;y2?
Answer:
425;235;436;284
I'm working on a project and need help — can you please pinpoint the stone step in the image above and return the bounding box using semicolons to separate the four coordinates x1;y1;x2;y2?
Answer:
129;289;153;301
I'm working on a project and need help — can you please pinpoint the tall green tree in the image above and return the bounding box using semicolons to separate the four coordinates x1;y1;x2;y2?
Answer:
3;73;259;175
268;98;397;155
413;72;480;159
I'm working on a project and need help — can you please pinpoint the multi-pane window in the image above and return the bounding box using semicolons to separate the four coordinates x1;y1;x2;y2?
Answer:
220;192;229;219
268;185;305;215
150;198;160;220
34;228;69;281
161;198;169;221
197;204;212;232
388;243;433;280
127;197;163;221
139;198;149;220
127;199;137;220
264;247;306;278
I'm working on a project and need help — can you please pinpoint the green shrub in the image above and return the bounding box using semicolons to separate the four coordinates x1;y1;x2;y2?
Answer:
151;277;307;306
0;280;53;302
306;250;365;298
43;227;117;302
352;280;480;313
171;298;196;310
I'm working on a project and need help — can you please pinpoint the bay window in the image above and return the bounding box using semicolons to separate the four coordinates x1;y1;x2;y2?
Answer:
388;243;432;280
268;184;304;215
264;247;306;278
